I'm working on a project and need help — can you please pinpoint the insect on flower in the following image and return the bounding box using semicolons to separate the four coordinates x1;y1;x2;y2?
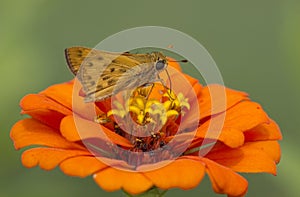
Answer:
65;47;176;102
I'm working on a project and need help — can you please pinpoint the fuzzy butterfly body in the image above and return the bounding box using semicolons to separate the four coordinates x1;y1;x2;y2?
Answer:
65;47;168;102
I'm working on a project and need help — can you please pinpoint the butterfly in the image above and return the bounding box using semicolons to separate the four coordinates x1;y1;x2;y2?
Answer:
65;47;169;102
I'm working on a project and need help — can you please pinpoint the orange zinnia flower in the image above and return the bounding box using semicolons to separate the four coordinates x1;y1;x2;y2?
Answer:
10;61;282;197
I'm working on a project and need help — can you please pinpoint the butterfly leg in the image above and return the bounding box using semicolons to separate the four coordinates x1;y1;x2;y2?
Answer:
94;113;111;124
156;74;175;100
142;83;155;100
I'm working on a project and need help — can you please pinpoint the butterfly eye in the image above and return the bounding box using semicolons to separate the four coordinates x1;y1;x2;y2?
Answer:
155;60;166;71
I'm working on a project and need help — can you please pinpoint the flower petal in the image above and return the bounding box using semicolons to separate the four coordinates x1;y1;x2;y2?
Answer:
40;80;103;120
142;158;205;190
165;66;202;128
181;84;249;130
195;101;270;148
243;141;281;164
202;158;248;197
40;81;74;110
167;58;201;92
244;119;282;141
22;147;91;170
93;168;153;195
20;94;72;129
60;115;133;147
59;115;81;141
206;141;280;175
21;94;72;115
220;101;270;131
167;66;202;98
199;84;249;119
60;156;108;177
10;118;84;150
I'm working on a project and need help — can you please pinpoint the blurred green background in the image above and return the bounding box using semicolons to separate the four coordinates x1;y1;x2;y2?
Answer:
1;0;299;196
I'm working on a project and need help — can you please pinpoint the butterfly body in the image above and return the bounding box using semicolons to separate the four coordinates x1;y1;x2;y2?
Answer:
65;47;168;102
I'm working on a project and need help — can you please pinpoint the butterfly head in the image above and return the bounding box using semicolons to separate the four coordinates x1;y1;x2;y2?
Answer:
152;52;168;72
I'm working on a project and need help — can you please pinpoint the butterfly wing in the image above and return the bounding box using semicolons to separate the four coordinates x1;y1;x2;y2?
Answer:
65;47;156;102
88;62;159;102
65;47;95;75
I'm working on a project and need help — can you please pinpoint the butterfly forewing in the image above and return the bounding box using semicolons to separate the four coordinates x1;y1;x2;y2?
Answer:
65;47;167;102
65;47;95;75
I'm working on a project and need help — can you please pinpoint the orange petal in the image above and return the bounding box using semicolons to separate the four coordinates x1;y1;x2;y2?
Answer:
40;80;74;110
181;72;202;91
60;156;108;177
206;141;280;175
60;115;133;147
199;84;249;119
22;109;65;130
10;118;85;150
21;94;72;115
167;66;201;97
181;84;249;129
95;99;112;114
195;101;269;148
142;158;205;190
244;119;282;141
202;158;248;197
164;66;202;127
39;80;104;120
20;94;72;129
220;101;270;131
22;147;91;170
60;115;81;141
94;157;136;170
198;127;245;148
166;127;243;156
72;96;104;120
93;168;152;195
242;141;281;164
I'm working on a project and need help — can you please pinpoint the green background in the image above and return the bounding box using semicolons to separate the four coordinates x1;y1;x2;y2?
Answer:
1;0;299;196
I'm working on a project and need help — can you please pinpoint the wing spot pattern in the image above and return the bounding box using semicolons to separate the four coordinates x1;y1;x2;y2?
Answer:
96;84;103;89
119;68;127;73
102;76;110;80
107;79;117;86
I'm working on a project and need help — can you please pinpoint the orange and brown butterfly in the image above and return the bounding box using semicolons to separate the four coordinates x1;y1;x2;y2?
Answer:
65;47;168;102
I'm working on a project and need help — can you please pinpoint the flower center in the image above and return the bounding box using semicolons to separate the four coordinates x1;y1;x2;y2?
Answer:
97;84;190;153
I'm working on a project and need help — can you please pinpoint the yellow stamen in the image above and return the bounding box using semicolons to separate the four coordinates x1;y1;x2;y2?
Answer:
163;100;172;110
177;93;190;110
166;110;179;118
107;109;126;118
129;105;141;115
134;97;145;109
137;113;145;124
105;87;190;126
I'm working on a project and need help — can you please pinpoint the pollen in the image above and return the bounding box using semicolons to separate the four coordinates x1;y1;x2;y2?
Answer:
102;85;190;153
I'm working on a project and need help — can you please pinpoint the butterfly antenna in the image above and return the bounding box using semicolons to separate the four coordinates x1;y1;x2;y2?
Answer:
168;59;188;63
163;59;188;99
